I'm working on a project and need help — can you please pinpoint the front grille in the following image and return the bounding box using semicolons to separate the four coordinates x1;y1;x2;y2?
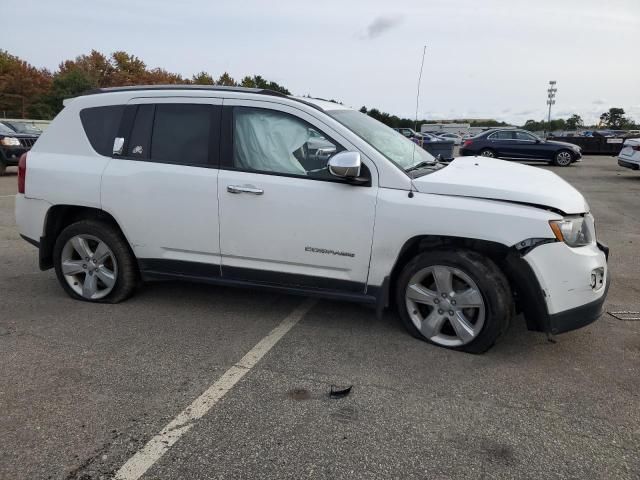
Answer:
19;138;36;148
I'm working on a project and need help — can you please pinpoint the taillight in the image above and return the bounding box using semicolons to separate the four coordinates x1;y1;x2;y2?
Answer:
18;153;27;194
463;139;473;147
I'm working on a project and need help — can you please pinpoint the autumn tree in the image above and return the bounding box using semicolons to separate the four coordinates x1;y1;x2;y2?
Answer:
0;50;52;118
145;68;183;85
58;50;113;87
109;51;148;85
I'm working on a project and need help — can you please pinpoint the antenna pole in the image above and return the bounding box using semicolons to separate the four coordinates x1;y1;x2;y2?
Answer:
414;45;427;132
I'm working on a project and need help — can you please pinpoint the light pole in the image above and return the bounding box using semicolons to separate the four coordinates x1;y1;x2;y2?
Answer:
546;80;557;138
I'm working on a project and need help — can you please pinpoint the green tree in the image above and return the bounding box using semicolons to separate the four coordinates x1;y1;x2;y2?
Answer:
216;72;236;86
599;108;630;129
191;71;215;85
43;69;94;116
565;114;584;130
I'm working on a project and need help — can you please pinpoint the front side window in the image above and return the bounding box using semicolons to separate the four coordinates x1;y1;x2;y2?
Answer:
515;131;536;141
233;107;343;178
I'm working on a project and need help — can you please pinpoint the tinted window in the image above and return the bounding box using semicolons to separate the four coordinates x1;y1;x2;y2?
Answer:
233;107;343;178
80;105;124;156
489;131;514;140
515;131;535;141
151;104;210;165
127;104;154;158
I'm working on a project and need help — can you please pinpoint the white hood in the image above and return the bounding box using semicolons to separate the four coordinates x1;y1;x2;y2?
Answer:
412;156;588;214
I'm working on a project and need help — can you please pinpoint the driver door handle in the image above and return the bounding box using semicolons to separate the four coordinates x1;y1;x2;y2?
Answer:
227;184;264;195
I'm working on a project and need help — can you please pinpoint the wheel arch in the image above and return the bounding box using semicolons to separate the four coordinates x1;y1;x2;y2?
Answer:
40;205;132;270
384;234;549;332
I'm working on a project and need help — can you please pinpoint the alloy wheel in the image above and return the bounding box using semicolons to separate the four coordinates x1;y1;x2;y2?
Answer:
481;150;494;157
556;151;572;166
60;234;118;300
405;265;485;347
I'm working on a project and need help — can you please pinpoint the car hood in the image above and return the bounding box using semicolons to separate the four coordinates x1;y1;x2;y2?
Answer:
546;139;580;149
412;156;587;214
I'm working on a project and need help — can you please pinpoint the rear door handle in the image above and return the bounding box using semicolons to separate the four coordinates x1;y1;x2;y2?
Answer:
227;184;264;195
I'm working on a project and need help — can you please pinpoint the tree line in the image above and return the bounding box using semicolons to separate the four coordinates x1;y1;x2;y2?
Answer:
0;49;290;119
0;49;637;131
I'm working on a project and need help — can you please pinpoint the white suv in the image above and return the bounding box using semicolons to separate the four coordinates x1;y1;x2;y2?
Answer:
15;86;609;353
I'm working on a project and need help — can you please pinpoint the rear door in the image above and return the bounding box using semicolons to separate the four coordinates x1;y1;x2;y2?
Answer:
487;130;516;156
101;97;222;273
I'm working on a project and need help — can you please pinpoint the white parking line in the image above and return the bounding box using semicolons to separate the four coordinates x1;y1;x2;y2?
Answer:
0;194;16;198
114;298;317;480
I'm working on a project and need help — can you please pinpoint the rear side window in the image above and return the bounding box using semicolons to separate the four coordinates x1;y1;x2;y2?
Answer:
151;104;210;165
489;131;514;140
80;105;124;156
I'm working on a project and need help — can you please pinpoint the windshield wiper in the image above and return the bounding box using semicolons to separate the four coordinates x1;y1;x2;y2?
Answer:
405;160;437;173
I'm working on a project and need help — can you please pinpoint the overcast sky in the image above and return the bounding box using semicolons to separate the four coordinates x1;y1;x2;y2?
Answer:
4;0;639;124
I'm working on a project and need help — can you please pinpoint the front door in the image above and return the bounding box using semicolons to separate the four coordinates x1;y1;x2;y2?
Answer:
217;101;378;293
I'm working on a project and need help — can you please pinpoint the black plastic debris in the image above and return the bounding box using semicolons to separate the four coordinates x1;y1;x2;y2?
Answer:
329;385;352;399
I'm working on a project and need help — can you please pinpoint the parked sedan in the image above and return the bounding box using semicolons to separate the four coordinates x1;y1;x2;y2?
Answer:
437;133;463;145
459;128;582;166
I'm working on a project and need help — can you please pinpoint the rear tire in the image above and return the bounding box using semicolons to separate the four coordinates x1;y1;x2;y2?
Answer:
553;150;573;166
0;161;6;176
479;148;496;158
53;220;138;303
395;249;512;354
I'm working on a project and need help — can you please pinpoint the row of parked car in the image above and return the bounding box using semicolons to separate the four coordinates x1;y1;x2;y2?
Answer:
0;120;42;175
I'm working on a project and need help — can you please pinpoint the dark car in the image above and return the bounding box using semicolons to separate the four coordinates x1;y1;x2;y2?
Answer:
0;122;39;175
459;128;582;166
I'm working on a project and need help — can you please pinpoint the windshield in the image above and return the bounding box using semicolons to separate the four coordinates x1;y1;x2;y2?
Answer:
327;110;436;171
3;121;41;134
0;123;16;135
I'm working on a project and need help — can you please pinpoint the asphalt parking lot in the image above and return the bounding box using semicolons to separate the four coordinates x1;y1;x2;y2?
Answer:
1;156;639;480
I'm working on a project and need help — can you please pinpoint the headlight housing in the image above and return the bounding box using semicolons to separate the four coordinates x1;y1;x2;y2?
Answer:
0;137;21;146
549;214;595;247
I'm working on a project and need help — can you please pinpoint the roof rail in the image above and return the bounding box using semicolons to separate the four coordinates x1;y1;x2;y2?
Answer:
78;84;324;111
81;84;287;96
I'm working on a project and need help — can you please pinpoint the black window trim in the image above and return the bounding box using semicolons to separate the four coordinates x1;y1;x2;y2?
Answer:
113;102;222;169
219;105;371;187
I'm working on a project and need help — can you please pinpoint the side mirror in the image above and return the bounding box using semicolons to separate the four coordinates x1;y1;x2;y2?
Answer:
328;151;361;178
535;138;541;144
113;137;125;155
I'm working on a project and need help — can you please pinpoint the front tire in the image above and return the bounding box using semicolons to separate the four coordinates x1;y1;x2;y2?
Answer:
395;249;512;353
553;150;573;166
53;220;138;303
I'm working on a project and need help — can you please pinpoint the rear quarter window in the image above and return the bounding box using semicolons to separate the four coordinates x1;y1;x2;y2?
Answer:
79;105;124;156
